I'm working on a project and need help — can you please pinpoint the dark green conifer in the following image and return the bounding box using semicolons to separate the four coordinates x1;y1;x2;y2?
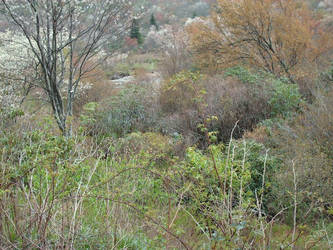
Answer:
130;18;143;45
150;13;159;30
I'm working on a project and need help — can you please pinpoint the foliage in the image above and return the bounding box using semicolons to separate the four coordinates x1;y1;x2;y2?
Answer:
144;24;191;76
0;31;36;113
179;139;279;216
320;60;333;87
150;13;159;30
93;85;159;137
160;70;205;113
0;116;331;248
270;90;333;221
225;66;260;84
163;139;328;249
159;67;302;145
130;19;144;45
187;0;333;81
0;127;99;248
226;66;303;119
1;0;332;249
0;126;172;249
1;0;133;135
268;78;303;118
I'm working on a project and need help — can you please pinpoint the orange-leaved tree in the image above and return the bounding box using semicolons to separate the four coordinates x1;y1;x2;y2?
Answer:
187;0;333;83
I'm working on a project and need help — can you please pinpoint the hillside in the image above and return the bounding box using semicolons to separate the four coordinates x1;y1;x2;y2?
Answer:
0;0;332;249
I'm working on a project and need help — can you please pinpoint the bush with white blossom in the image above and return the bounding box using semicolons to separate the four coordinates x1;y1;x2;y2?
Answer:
0;31;34;112
0;30;92;114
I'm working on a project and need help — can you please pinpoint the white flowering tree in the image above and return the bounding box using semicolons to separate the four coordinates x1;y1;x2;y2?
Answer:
0;31;36;115
145;24;191;77
1;0;133;135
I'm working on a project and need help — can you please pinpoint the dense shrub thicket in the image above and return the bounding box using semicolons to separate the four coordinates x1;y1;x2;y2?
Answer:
1;0;333;249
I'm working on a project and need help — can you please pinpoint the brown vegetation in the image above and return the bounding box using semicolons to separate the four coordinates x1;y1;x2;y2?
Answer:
187;0;333;82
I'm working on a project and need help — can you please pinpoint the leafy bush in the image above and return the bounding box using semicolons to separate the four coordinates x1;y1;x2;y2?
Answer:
269;90;333;222
178;139;279;215
0;126;169;249
92;84;160;137
111;132;174;166
226;66;303;118
225;66;260;84
144;25;192;77
160;70;205;113
269;78;303;118
0;127;101;248
159;67;303;146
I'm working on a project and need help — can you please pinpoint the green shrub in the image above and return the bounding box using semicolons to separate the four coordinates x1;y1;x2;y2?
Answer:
269;78;303;118
0;127;100;248
178;140;279;214
225;65;260;84
160;70;205;113
94;85;159;137
225;66;303;118
159;71;271;145
269;90;333;222
159;67;303;146
115;233;154;249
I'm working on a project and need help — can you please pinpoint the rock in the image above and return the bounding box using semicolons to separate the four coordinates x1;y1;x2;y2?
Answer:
111;72;130;80
111;76;136;87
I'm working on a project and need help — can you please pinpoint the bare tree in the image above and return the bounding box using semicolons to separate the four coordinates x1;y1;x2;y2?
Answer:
1;0;133;135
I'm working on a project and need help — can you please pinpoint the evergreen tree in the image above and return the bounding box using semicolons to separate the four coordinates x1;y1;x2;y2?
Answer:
130;18;143;45
150;13;159;30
